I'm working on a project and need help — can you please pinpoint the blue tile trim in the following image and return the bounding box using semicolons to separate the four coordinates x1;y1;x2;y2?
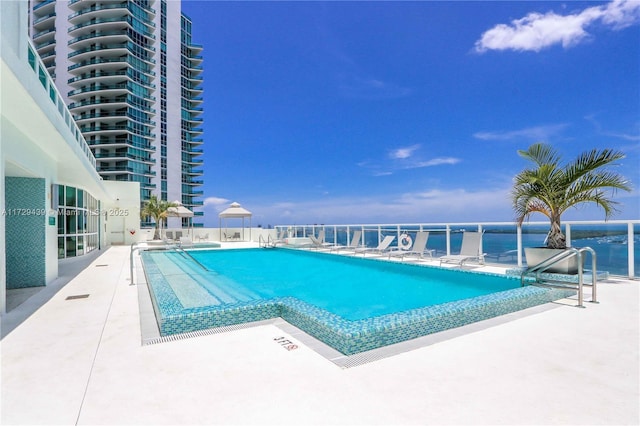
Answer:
5;177;46;289
142;251;575;355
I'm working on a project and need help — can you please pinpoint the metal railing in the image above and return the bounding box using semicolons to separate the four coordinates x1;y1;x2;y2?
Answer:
276;220;638;278
520;247;598;308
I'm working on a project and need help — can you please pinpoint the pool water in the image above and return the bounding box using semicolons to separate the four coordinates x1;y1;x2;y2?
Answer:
189;248;519;321
141;248;574;355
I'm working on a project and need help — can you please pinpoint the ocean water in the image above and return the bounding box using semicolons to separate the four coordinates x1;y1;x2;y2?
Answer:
311;224;639;277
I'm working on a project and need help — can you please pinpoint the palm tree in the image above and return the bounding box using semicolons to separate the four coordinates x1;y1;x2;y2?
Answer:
140;195;177;240
512;143;631;249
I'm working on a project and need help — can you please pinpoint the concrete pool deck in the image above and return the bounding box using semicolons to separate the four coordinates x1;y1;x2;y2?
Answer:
1;245;638;425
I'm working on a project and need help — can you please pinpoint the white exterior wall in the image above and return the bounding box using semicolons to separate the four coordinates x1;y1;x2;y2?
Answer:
1;0;140;314
166;0;184;229
102;181;142;246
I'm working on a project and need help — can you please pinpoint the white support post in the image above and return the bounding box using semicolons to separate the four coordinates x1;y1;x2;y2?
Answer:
517;224;523;267
446;225;451;256
628;223;635;279
566;224;572;248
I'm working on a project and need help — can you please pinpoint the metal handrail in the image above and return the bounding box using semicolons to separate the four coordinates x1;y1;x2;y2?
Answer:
520;246;598;308
129;241;177;285
259;234;276;248
174;246;208;271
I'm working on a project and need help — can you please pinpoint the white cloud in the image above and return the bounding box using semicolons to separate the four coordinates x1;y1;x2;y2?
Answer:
475;0;640;53
203;196;229;207
411;157;461;168
584;114;640;142
473;123;569;141
389;144;420;159
241;187;514;226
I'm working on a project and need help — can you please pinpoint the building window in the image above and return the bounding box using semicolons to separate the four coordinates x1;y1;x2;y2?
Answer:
56;184;99;259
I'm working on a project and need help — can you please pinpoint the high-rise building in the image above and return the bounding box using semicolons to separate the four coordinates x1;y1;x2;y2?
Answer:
28;0;204;227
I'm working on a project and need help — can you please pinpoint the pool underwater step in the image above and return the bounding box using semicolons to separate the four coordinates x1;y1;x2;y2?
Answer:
146;253;258;308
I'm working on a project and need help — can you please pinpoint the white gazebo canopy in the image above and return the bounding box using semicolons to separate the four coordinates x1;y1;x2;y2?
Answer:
218;202;252;241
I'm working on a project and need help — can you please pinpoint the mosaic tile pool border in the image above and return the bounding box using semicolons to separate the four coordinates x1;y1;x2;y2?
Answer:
141;251;575;355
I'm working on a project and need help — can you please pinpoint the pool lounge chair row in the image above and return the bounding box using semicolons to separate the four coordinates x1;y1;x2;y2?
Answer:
305;230;485;267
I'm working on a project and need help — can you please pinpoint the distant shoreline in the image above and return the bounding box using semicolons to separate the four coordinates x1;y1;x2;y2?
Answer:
485;229;628;238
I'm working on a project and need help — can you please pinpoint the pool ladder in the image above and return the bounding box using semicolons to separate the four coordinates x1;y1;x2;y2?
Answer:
259;235;278;248
520;247;598;308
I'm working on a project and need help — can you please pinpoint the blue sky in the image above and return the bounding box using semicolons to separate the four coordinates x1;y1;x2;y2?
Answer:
182;0;640;227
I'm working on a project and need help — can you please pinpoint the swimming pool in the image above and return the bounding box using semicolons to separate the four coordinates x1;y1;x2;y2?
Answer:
141;248;574;355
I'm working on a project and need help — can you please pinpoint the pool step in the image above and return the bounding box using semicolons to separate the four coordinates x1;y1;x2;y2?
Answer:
151;251;259;308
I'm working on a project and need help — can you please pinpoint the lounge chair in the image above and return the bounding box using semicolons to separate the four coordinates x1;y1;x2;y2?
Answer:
352;235;396;256
197;233;209;242
164;230;175;242
439;231;485;266
388;231;433;260
179;236;194;248
330;230;362;252
311;230;333;249
272;228;287;246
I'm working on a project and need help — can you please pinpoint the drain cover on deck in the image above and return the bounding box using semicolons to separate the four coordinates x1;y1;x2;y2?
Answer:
95;264;108;267
66;294;90;300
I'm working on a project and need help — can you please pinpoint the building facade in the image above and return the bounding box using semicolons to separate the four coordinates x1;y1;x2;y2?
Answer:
28;0;204;227
2;0;142;313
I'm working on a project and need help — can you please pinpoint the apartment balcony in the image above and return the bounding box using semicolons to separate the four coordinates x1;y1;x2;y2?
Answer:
68;3;131;24
68;16;155;38
182;179;203;186
67;56;127;73
33;12;56;30
183;138;203;146
68;31;131;50
86;137;156;151
68;70;152;88
182;115;203;124
74;111;155;126
68;43;155;65
33;0;55;14
93;152;155;164
68;84;128;99
182;127;203;136
184;86;204;96
79;124;155;138
35;38;56;52
97;165;156;177
69;97;129;112
182;105;203;113
182;168;203;176
182;146;203;154
68;81;154;100
187;43;203;53
182;157;203;166
68;0;94;10
32;27;56;43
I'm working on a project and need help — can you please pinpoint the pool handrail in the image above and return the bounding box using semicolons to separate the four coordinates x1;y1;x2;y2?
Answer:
520;246;598;308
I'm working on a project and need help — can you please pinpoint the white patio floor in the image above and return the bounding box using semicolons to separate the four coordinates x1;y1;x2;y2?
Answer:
1;245;638;425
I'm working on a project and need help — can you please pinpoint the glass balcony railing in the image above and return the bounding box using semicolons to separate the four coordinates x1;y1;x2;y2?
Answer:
25;41;97;170
279;220;640;278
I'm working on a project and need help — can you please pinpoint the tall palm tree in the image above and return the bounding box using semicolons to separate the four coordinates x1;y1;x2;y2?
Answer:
140;195;177;240
512;143;631;249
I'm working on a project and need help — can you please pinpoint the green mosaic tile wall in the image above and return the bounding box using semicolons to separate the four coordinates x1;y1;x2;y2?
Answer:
5;177;46;288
